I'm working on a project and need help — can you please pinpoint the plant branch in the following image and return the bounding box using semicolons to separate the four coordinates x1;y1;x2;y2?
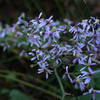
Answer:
54;68;65;100
0;73;61;99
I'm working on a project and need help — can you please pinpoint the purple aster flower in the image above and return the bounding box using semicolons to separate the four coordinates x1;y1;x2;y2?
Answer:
74;75;86;91
82;67;100;76
63;18;73;25
81;67;100;84
0;32;5;38
38;12;42;19
69;26;77;33
63;66;86;91
46;16;53;24
63;66;74;83
38;67;53;79
73;55;87;65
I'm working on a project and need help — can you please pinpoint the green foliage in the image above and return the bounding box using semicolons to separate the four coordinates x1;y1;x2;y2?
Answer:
0;89;32;100
9;89;32;100
5;73;17;80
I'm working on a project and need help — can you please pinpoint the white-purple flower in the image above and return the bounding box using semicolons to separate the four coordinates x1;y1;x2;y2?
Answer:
81;67;100;84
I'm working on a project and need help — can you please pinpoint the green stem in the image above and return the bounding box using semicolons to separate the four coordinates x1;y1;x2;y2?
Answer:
54;68;65;100
0;69;60;93
0;74;61;99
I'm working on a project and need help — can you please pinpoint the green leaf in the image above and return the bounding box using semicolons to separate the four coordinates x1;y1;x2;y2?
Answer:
69;94;91;100
96;94;100;100
5;73;17;80
9;89;32;100
79;94;91;100
0;89;10;94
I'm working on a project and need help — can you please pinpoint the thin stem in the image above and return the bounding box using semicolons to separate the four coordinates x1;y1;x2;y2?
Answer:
0;74;61;99
54;68;65;100
0;69;60;93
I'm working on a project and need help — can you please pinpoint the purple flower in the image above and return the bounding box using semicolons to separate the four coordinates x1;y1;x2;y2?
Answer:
82;67;100;76
38;67;53;79
74;75;86;91
63;66;74;83
63;66;86;91
81;67;100;84
0;32;5;38
63;19;73;25
73;54;87;65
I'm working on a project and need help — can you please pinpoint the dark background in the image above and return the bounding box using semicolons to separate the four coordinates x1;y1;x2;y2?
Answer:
0;0;100;24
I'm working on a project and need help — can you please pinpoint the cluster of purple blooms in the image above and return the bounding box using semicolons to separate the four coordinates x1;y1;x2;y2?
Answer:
0;13;100;99
27;14;100;99
69;17;100;66
0;13;29;56
28;14;99;76
28;12;69;78
63;66;100;100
